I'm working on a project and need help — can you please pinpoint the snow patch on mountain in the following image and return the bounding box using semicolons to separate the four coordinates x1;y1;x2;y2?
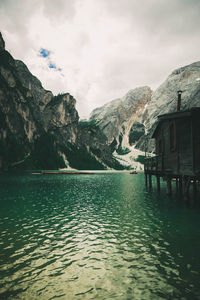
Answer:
113;146;145;170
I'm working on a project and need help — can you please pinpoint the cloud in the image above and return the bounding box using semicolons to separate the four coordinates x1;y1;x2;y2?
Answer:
0;0;199;117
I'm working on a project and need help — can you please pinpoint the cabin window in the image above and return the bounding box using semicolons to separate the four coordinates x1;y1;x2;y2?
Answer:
169;122;176;151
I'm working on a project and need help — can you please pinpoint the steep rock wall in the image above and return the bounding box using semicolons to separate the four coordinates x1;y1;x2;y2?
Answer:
0;33;79;170
90;87;152;152
135;61;200;151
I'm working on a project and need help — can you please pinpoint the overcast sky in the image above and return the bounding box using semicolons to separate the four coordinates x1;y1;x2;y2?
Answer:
0;0;200;117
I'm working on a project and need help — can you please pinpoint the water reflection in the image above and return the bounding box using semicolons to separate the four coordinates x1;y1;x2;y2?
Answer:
0;173;200;299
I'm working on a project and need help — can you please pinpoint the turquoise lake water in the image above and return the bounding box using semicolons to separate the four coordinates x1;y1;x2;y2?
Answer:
0;172;200;300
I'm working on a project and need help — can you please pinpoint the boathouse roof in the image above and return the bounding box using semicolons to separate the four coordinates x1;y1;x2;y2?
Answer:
152;107;200;138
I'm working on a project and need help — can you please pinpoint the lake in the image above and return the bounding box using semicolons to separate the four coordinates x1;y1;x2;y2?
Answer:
0;172;200;299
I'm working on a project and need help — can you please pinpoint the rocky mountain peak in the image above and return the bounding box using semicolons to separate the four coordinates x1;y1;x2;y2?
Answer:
1;31;199;170
141;61;200;134
135;61;200;152
0;32;5;51
0;32;81;170
90;86;152;150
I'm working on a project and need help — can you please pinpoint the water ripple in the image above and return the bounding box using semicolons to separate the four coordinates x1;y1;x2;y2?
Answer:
0;173;200;299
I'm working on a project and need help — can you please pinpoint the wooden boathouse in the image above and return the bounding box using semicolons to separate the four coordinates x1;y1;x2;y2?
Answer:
144;91;200;197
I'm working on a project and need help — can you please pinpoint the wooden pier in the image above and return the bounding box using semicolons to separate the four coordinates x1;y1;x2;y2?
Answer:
144;156;199;197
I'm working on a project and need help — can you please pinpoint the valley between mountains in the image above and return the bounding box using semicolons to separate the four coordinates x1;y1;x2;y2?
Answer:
0;32;200;171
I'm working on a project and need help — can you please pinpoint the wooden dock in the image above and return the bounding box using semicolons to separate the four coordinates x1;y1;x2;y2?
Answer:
144;156;199;197
40;171;94;175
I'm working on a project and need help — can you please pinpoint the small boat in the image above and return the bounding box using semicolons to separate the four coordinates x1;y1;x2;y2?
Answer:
130;171;138;174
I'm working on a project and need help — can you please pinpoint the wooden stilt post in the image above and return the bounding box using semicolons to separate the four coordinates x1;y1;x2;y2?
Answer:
145;173;148;186
156;176;160;191
176;178;179;192
179;176;183;194
185;177;191;198
182;176;191;199
149;174;152;189
166;177;172;195
183;176;186;196
193;179;197;196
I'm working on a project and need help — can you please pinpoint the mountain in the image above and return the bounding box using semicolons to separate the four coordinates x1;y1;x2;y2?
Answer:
89;61;200;166
88;87;152;170
90;87;152;151
1;31;200;171
135;61;200;151
0;31;77;170
0;32;124;171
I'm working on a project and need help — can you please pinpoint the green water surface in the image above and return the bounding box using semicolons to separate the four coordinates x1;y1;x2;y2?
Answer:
0;172;200;300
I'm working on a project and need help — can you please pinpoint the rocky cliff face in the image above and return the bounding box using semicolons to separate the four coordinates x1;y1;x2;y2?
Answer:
89;61;200;165
0;32;123;171
1;31;199;170
0;33;5;51
90;87;152;152
76;120;125;170
0;32;79;170
135;61;200;151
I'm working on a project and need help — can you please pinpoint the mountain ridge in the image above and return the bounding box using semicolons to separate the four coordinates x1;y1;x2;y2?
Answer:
89;60;200;156
0;32;123;171
1;31;200;170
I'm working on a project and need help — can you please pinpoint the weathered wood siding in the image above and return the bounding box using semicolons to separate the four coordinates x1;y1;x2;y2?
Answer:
155;118;194;175
177;118;193;174
164;120;178;173
155;120;179;174
148;108;200;178
155;127;163;171
193;113;200;174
